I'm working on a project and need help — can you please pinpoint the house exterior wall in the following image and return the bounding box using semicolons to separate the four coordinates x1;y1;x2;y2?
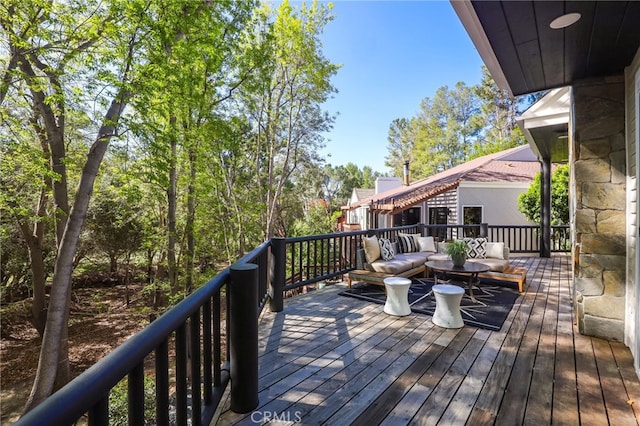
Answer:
346;191;369;230
346;206;368;230
572;75;627;342
457;183;535;226
375;177;402;194
425;189;458;224
624;48;640;374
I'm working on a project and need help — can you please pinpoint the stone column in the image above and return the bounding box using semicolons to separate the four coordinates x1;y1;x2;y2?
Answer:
573;76;627;341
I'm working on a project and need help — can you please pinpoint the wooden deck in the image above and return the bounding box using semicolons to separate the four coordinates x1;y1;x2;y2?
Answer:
216;255;640;425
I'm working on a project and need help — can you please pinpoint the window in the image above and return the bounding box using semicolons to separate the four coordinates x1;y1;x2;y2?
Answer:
463;206;482;237
429;207;449;240
394;207;421;227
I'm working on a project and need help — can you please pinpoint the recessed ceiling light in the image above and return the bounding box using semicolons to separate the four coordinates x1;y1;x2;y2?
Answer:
550;13;581;29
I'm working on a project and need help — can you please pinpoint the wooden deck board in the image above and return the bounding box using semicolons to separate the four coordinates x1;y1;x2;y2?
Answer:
575;334;609;424
215;255;640;426
409;329;488;425
611;341;640;420
523;257;559;425
551;254;580;425
494;256;550;424
593;338;639;425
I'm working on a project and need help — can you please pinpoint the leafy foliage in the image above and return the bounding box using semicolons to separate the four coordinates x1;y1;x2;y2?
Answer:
108;375;156;425
386;65;526;180
86;183;144;272
518;164;569;225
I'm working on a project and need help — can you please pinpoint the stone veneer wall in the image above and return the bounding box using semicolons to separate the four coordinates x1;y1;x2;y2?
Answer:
573;76;627;341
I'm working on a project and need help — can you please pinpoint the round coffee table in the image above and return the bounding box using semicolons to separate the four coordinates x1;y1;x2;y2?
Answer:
425;260;490;303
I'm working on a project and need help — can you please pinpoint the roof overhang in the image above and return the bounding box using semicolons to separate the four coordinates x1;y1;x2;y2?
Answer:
517;87;571;162
451;1;640;97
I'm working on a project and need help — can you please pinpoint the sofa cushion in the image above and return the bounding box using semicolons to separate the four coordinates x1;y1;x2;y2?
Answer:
468;257;509;272
395;252;430;268
363;235;381;263
426;253;450;262
397;234;417;253
379;237;396;261
370;257;416;274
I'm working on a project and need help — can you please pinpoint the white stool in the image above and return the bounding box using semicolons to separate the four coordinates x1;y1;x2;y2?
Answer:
383;277;412;316
432;284;465;328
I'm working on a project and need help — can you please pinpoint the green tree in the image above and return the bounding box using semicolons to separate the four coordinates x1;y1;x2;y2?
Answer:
128;0;255;292
409;82;482;179
291;200;333;237
1;0;253;412
518;164;569;225
239;0;339;239
385;118;415;177
1;0;142;410
86;183;144;273
472;65;525;157
387;66;526;180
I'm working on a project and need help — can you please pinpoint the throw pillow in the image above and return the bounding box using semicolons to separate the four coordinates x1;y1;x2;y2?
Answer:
378;237;396;261
463;237;487;258
417;236;436;252
397;234;417;253
363;235;381;263
399;233;421;245
485;242;505;259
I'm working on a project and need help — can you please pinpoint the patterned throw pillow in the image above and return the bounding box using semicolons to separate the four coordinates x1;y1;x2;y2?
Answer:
397;234;417;253
378;237;396;261
463;237;487;258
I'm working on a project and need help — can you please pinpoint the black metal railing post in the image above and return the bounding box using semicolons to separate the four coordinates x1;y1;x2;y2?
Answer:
270;237;285;312
480;223;488;238
229;263;259;414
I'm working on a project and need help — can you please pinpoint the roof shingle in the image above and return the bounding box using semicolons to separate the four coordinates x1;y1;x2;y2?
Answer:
345;145;539;214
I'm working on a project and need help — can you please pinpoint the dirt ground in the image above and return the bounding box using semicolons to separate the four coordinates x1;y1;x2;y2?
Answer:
1;283;150;424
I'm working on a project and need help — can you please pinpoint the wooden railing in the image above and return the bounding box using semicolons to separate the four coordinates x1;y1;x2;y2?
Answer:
17;243;272;426
423;224;571;254
16;222;569;424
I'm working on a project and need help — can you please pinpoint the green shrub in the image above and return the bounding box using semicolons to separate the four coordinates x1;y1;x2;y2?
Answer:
109;375;156;425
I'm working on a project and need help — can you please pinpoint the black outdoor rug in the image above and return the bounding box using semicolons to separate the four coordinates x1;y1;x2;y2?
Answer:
339;278;520;331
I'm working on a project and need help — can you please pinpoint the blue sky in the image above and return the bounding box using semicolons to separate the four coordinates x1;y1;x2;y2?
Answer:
315;1;484;174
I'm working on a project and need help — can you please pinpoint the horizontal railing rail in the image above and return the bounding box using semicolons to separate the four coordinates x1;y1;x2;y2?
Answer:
281;224;422;293
423;224;571;254
17;242;273;426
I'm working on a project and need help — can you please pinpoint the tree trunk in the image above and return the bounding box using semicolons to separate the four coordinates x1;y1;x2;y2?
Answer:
167;116;178;294
185;145;196;294
14;185;49;336
109;255;118;274
20;228;47;336
17;55;70;248
23;92;129;414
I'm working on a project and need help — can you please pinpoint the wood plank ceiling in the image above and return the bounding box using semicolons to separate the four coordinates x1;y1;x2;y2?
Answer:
471;1;640;96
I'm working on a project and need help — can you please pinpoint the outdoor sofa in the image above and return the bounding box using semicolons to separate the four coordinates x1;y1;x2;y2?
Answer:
347;234;526;292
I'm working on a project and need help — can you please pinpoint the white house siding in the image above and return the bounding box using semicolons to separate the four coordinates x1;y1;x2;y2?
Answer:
457;183;534;226
346;206;368;230
425;189;458;225
345;189;372;230
625;48;640;375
